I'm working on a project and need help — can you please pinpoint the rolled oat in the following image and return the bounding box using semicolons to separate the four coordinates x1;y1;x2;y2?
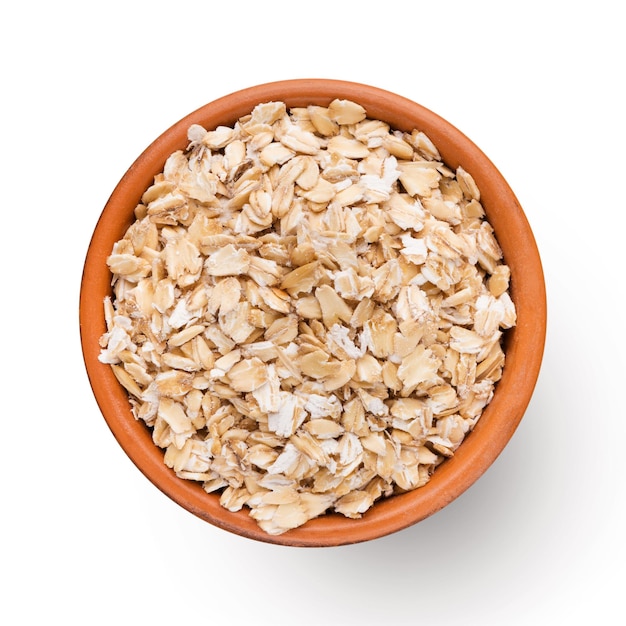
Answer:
99;99;516;535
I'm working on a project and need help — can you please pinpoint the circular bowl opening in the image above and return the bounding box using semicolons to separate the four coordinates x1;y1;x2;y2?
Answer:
80;79;546;547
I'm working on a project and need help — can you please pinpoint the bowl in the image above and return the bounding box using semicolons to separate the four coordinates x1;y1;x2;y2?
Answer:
79;79;546;546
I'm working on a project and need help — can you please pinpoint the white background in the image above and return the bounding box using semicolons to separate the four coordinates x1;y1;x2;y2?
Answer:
2;2;624;624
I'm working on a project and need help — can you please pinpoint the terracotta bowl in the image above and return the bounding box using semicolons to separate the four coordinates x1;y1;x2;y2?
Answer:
80;79;546;547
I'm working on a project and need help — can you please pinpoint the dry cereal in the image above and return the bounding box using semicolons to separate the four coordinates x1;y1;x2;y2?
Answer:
99;99;516;535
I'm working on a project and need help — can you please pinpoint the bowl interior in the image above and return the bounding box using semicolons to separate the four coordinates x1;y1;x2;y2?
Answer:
80;79;546;546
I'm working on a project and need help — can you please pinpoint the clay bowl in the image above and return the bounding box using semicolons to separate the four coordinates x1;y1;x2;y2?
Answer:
80;79;546;547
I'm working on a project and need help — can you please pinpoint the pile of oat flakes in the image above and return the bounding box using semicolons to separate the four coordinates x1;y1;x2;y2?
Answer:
99;99;516;535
